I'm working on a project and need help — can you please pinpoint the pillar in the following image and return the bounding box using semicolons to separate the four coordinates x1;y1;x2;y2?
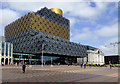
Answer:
0;58;1;65
10;58;13;64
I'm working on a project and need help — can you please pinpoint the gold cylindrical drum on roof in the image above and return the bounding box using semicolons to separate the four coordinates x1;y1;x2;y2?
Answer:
50;8;63;16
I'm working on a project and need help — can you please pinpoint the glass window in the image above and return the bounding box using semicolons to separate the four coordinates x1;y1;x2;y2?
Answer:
2;42;4;56
9;44;11;56
6;43;8;56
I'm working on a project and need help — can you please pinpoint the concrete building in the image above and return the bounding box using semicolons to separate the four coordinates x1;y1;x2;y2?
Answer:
0;36;13;65
105;55;120;64
77;46;104;65
87;49;104;65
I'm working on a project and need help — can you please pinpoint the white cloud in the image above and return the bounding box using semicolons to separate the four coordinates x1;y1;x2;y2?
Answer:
92;0;119;2
3;0;119;2
95;23;118;37
99;45;114;55
6;2;74;12
4;0;85;2
7;2;47;12
99;44;118;56
0;9;20;24
70;22;118;48
107;37;118;44
71;28;92;41
1;2;108;36
4;2;109;29
66;2;109;19
98;37;118;55
0;26;3;36
5;2;109;19
69;17;77;28
0;8;20;36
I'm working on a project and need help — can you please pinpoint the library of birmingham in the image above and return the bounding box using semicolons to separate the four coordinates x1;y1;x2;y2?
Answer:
1;7;104;65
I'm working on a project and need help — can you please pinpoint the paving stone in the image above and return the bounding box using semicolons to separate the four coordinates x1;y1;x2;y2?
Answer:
1;65;118;82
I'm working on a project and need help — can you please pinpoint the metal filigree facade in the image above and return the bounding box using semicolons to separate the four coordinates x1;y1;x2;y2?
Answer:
6;29;87;57
5;7;87;58
5;8;69;40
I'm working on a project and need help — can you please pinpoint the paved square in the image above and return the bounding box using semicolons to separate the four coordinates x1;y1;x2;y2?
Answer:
1;65;119;82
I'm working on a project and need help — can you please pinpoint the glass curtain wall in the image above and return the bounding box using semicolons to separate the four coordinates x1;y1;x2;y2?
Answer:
13;53;77;65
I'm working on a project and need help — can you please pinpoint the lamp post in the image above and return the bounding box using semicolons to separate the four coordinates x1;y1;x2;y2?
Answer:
51;57;53;67
41;44;44;67
19;56;20;65
30;56;31;65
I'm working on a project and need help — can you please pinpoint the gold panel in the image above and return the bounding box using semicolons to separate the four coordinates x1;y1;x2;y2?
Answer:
5;12;69;40
31;13;69;39
5;13;32;38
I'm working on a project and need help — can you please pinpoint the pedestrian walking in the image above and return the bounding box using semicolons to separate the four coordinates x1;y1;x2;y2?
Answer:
58;63;60;66
2;62;4;66
15;62;17;66
89;64;91;68
110;64;112;69
44;62;46;65
84;64;86;68
22;63;26;73
81;63;83;68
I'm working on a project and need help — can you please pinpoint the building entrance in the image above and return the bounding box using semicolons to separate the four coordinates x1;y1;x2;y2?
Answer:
5;58;8;65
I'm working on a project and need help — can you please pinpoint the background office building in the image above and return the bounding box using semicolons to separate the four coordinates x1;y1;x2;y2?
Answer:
5;7;103;65
105;55;120;64
0;36;13;65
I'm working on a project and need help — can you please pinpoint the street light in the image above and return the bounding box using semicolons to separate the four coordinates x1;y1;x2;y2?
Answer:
19;56;20;65
41;43;44;67
51;57;53;67
30;56;31;65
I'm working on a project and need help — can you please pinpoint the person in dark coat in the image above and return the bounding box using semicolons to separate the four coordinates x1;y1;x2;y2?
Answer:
110;64;112;69
89;64;91;68
84;64;86;68
81;63;83;68
22;63;26;73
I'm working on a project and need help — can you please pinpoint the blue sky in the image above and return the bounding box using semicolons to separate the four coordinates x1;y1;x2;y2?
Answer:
0;1;118;55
